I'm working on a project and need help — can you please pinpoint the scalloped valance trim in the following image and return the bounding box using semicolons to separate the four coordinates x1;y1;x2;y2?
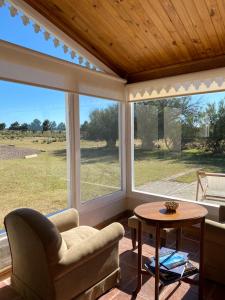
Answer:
127;67;225;101
0;0;110;74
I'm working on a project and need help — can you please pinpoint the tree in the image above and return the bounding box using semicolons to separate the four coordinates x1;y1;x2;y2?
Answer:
205;99;225;153
57;122;66;131
135;102;158;150
80;121;89;132
42;119;51;132
20;123;28;131
30;119;42;132
87;104;118;147
80;121;89;139
135;96;200;151
9;121;20;131
50;121;57;131
0;123;6;130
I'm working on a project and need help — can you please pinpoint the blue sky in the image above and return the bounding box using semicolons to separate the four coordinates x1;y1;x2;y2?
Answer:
0;3;225;127
0;80;116;126
0;4;113;126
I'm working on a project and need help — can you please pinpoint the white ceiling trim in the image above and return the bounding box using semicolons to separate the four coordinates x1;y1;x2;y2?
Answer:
0;0;117;76
127;67;225;101
0;40;126;101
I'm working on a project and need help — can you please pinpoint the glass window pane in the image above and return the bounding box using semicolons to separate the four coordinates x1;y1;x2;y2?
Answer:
133;93;225;205
80;95;121;202
0;80;68;233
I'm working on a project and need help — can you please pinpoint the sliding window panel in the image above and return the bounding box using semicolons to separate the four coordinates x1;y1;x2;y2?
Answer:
0;80;69;231
79;95;122;202
132;93;225;205
0;80;69;271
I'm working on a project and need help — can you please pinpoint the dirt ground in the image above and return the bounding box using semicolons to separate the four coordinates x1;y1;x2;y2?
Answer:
0;145;40;160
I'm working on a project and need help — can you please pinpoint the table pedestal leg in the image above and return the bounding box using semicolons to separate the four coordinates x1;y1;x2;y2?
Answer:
176;228;182;250
133;220;142;295
155;224;160;300
199;218;205;300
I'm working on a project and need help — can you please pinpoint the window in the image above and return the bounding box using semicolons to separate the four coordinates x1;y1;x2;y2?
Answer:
0;80;68;232
133;92;225;205
80;95;121;202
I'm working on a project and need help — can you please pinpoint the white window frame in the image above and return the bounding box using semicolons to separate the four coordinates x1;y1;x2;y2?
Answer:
0;40;127;236
68;95;126;212
127;100;220;221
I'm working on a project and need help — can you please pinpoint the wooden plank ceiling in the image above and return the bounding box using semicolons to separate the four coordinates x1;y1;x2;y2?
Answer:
24;0;225;83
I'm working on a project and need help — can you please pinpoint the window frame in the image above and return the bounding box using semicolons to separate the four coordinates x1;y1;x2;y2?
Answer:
128;99;220;217
70;94;126;210
0;39;126;227
0;38;127;275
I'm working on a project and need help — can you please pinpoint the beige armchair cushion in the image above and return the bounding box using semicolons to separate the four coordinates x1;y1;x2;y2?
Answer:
181;219;225;285
53;223;123;300
4;208;124;300
61;226;98;249
49;209;79;233
205;219;225;285
6;208;66;264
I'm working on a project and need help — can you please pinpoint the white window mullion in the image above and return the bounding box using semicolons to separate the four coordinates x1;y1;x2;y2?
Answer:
119;101;126;193
126;102;134;196
66;93;80;209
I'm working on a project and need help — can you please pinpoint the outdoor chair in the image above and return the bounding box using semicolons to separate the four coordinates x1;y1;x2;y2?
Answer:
4;208;124;300
196;170;225;202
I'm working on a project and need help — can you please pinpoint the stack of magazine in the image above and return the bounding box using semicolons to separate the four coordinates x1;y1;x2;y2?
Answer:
144;247;198;285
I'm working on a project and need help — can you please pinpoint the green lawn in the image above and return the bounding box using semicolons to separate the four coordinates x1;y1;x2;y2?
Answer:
0;135;225;230
0;138;67;229
134;148;225;187
80;142;120;201
0;136;120;229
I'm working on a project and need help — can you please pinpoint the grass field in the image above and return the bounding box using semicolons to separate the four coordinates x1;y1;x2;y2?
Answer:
0;135;120;229
0;137;67;230
0;133;225;230
134;148;225;186
134;148;225;187
80;140;120;201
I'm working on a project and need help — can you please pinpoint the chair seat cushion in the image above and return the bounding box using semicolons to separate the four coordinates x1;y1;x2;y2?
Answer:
128;215;175;238
61;226;99;249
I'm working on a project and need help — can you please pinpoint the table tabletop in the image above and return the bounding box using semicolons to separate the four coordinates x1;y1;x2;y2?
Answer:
134;201;208;227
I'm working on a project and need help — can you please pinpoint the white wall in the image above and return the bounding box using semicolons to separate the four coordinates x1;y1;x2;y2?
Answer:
79;194;126;226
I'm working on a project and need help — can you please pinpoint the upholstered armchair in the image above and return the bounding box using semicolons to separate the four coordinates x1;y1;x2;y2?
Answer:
4;208;124;300
205;219;225;285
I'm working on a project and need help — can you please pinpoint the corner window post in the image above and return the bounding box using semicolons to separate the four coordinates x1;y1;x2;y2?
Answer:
66;93;80;209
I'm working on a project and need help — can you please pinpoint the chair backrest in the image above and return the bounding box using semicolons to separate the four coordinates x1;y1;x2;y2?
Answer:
207;175;225;191
4;208;66;300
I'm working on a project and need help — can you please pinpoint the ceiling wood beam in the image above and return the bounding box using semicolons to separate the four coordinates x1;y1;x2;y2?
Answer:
127;54;225;83
18;0;225;83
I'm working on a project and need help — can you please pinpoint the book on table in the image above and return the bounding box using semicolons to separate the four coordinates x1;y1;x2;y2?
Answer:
144;247;198;285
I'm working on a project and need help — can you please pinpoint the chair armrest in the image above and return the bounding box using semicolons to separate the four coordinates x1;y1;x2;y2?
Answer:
53;222;124;277
49;208;79;233
205;219;225;247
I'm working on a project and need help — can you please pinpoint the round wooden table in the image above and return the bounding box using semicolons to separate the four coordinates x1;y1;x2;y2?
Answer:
133;201;208;300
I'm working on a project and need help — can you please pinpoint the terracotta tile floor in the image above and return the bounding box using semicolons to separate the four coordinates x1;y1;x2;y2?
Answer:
0;218;225;300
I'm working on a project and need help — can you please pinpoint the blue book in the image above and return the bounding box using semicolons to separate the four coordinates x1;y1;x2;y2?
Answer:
150;247;188;276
